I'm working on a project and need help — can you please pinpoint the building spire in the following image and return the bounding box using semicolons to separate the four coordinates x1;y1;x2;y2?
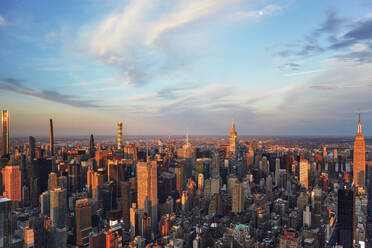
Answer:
186;128;189;146
358;113;362;134
231;119;235;131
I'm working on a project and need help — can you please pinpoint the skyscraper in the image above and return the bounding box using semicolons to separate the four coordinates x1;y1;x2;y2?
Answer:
232;182;243;213
49;119;54;156
50;187;66;228
353;114;366;188
0;198;12;248
137;161;158;234
75;198;92;246
117;122;123;150
337;186;355;248
2;165;21;202
229;120;237;157
1;110;9;156
299;159;309;189
89;134;95;158
367;174;372;247
29;136;35;159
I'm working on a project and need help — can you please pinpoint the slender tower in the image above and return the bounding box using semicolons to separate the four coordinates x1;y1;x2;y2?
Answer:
49;119;55;156
229;120;237;156
1;110;9;156
353;113;366;188
117;122;123;150
89;134;95;158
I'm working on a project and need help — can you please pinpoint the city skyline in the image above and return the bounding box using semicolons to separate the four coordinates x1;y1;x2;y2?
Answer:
1;0;372;136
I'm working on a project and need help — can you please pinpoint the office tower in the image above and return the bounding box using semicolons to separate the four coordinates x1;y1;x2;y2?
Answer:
120;181;130;223
75;198;92;246
232;182;243;213
137;161;158;234
1;110;9;156
40;191;50;216
334;148;338;160
337;186;355;248
48;172;58;191
299;159;309;189
89;134;95;158
354;114;366;188
312;187;322;228
175;166;185;195
367;174;372;247
303;205;311;227
130;203;138;240
246;143;254;168
49;119;54;156
323;146;327;158
2;165;21;202
181;190;189;212
275;158;280;186
117;122;123;150
50;187;66;228
68;160;81;193
229;120;237;157
0;198;12;248
29;136;35;159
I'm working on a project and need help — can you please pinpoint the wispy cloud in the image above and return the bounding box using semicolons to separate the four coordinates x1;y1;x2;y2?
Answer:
0;16;7;26
0;78;101;108
75;0;287;86
284;69;325;77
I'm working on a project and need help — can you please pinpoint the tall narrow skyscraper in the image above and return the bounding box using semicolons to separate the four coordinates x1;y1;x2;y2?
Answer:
1;110;9;156
89;134;95;158
366;175;372;247
137;161;158;234
29;136;36;159
117;122;123;150
353;114;366;188
229;120;237;157
49;119;55;156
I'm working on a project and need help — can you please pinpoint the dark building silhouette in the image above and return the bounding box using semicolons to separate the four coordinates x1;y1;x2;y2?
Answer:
367;175;372;247
49;119;54;156
337;186;355;248
89;134;95;158
29;136;36;160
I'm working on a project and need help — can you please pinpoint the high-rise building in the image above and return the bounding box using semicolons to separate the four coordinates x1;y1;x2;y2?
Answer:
68;160;81;193
29;136;36;159
75;198;92;246
50;187;66;228
337;186;355;248
1;110;9;156
323;146;327;158
0;198;12;248
49;119;54;156
367;174;372;247
229;120;237;157
89;134;95;158
299;159;309;189
2;165;21;202
117;122;123;150
232;182;243;213
353;114;366;188
48;172;58;191
137;161;158;234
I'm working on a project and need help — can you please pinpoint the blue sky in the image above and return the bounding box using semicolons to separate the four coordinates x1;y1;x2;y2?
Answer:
1;0;372;136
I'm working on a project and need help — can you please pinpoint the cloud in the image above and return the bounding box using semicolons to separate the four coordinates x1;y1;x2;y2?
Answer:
75;0;286;86
0;16;7;26
278;62;300;71
229;4;283;20
0;78;101;108
284;69;325;77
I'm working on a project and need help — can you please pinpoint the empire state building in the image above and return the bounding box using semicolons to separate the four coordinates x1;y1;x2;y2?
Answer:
353;114;366;188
